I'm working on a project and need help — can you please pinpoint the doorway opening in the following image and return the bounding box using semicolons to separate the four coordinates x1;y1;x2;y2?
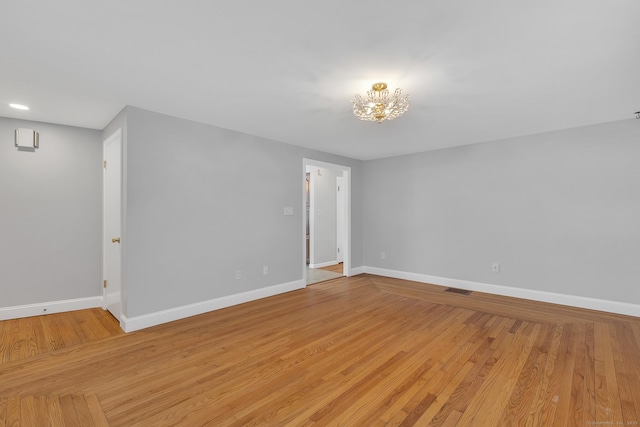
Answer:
303;159;350;286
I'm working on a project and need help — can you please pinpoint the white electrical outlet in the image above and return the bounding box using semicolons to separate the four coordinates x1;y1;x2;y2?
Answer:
380;252;386;260
236;270;242;280
263;266;268;275
492;263;500;273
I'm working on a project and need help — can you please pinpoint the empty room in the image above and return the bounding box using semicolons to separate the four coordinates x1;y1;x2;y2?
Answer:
1;1;639;425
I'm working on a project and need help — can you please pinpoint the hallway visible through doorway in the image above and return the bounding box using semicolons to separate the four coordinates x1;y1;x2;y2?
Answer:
306;263;343;285
302;158;351;287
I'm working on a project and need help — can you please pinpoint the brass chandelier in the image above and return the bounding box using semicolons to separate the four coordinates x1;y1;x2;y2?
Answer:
352;82;409;124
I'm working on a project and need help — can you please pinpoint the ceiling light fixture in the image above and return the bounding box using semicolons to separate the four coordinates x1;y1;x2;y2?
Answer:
352;82;409;124
9;103;29;110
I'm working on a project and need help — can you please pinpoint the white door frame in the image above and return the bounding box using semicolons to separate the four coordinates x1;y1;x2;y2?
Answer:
336;176;345;263
102;128;123;326
302;158;351;283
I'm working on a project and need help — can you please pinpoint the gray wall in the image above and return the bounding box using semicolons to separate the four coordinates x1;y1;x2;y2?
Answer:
0;117;102;307
123;107;363;317
3;107;637;317
363;119;640;305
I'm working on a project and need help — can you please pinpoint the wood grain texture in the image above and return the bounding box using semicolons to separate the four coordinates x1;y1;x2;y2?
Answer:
0;309;123;364
0;274;638;426
319;263;344;274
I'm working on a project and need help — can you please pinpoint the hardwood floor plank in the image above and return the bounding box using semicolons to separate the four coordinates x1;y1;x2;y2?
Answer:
427;324;506;426
0;320;9;364
336;320;482;426
369;311;488;424
31;317;49;356
46;396;65;427
309;351;409;424
71;394;95;426
440;409;463;427
0;396;6;427
94;310;124;336
257;334;406;425
17;318;38;362
610;323;639;424
412;317;495;412
5;396;20;427
104;303;402;424
411;360;476;425
39;314;67;353
32;395;49;427
58;394;81;426
0;309;122;369
582;322;597;426
617;322;640;423
499;323;553;426
568;322;587;426
398;392;437;426
550;323;581;426
0;274;638;426
594;321;625;424
229;320;405;424
318;263;344;274
10;319;26;362
460;322;542;426
533;323;569;426
55;313;84;350
17;396;31;427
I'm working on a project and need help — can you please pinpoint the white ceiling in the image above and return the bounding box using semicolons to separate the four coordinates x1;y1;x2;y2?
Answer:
2;0;639;160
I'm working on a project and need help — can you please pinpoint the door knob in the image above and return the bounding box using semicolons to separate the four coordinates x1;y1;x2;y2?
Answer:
112;237;121;243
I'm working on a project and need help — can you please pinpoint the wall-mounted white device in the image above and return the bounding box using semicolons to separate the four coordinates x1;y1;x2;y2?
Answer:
15;128;39;148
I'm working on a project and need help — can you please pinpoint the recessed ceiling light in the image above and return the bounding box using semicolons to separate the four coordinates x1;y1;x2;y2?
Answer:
9;103;29;110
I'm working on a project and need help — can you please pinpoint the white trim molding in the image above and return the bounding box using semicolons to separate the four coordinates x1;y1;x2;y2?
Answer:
0;296;103;321
121;279;305;333
363;266;640;318
302;158;351;291
349;266;365;277
309;260;339;269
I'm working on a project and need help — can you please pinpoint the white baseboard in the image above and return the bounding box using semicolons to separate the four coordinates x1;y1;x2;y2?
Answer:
363;266;640;318
0;296;103;321
121;279;305;333
349;266;365;276
309;260;339;269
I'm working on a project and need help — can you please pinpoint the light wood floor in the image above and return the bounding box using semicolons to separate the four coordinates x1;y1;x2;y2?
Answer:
1;274;639;426
319;263;344;274
0;308;123;364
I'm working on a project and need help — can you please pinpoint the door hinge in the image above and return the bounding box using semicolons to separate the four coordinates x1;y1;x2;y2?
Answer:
103;160;107;169
103;280;107;288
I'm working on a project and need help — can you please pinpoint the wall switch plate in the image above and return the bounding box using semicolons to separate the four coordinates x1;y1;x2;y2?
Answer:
380;252;386;260
283;207;294;216
263;266;268;275
15;128;39;148
492;263;500;273
236;270;242;279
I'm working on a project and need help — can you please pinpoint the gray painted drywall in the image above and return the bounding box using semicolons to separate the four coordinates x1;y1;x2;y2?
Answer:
0;117;102;307
122;107;363;317
308;166;340;265
363;118;640;305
